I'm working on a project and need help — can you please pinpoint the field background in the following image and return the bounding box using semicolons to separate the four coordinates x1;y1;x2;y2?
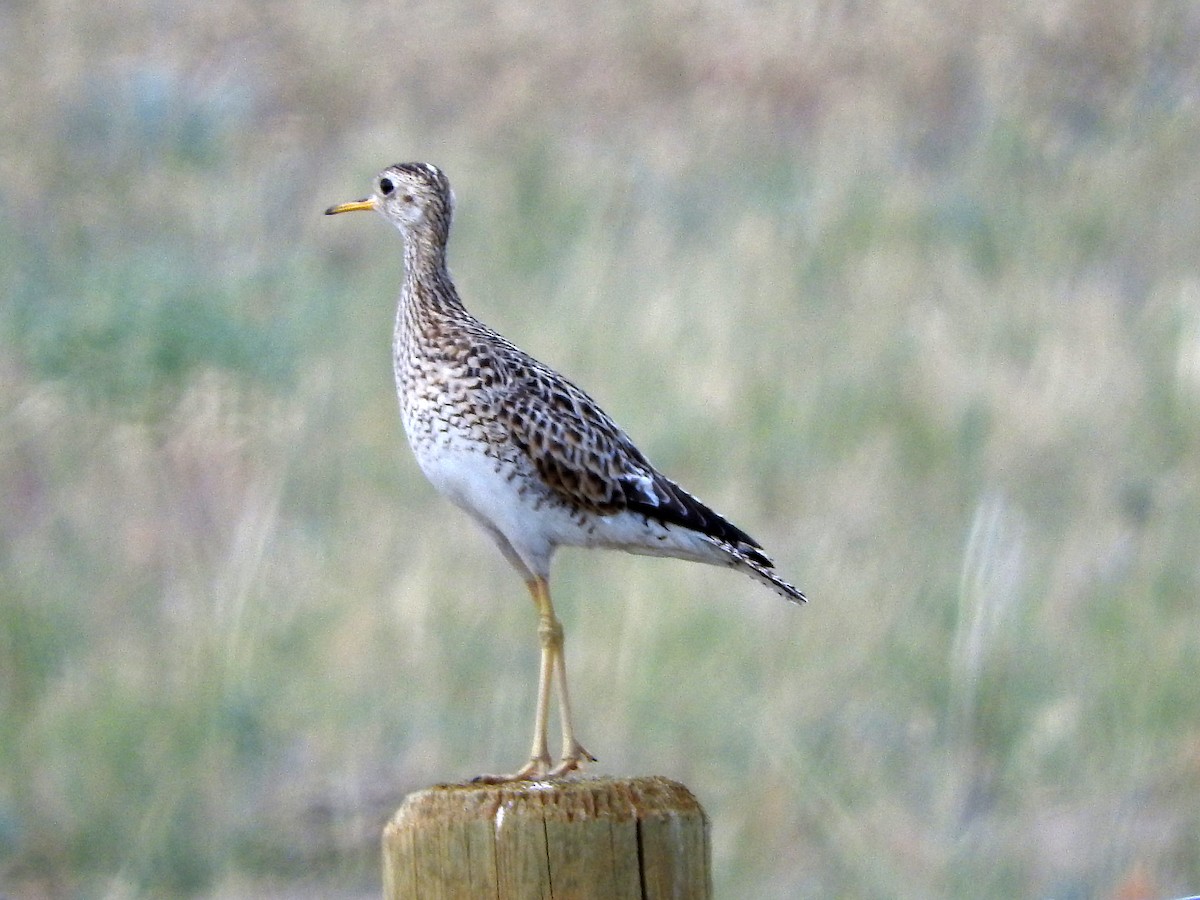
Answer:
3;0;1200;896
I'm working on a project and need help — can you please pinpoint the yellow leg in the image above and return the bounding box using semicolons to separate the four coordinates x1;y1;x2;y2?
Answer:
474;576;593;782
515;594;557;778
528;576;594;777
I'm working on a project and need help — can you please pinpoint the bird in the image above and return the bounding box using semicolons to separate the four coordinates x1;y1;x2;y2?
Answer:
325;162;805;781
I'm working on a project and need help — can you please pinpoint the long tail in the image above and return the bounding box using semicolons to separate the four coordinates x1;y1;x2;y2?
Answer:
709;537;807;604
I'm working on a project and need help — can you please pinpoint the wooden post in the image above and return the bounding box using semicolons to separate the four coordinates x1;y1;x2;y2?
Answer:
383;775;711;899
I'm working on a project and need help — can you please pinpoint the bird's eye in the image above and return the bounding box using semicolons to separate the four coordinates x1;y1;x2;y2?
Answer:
379;178;395;195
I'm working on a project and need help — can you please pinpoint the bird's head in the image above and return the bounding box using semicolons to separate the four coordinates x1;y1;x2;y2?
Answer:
325;162;454;242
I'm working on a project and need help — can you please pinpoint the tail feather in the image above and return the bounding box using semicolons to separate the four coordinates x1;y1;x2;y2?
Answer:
619;467;807;603
711;538;807;604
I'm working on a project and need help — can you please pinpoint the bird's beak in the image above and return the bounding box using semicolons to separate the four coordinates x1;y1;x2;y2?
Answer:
325;198;377;215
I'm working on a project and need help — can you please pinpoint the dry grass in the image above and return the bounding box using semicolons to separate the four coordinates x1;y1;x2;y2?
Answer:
3;0;1200;896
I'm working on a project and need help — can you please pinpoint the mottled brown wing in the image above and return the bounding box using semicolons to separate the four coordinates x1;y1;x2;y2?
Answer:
494;367;773;564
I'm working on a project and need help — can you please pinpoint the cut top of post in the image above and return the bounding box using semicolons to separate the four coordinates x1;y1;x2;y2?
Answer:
383;775;711;900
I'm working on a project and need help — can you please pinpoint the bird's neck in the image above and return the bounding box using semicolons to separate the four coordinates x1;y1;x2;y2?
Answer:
403;231;450;283
398;234;470;338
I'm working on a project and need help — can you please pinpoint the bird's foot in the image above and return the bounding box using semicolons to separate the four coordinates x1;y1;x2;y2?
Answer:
471;743;596;783
471;753;552;784
547;741;596;778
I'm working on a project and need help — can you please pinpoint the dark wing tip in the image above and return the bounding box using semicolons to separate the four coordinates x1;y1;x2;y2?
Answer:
621;471;768;555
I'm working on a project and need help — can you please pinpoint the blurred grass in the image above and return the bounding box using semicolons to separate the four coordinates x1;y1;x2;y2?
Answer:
3;0;1200;896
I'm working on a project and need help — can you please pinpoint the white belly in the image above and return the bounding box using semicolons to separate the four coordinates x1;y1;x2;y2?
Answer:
410;437;728;579
409;440;571;570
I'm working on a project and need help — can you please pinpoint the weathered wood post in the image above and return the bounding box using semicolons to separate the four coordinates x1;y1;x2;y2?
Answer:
383;775;711;899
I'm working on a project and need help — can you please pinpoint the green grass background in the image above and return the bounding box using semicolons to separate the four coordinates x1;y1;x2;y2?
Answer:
3;0;1200;896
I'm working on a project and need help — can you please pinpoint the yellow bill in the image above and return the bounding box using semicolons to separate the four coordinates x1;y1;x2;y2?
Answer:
325;198;377;215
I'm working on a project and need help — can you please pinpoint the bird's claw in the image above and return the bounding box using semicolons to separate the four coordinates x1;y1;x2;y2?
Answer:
472;744;595;783
547;745;596;778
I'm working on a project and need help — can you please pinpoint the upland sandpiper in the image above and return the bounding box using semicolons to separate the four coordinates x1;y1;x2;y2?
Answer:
326;162;805;781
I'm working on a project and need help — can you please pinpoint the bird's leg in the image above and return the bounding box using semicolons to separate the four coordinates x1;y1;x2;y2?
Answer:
473;576;593;782
477;585;555;781
516;603;557;778
547;625;596;777
525;577;595;777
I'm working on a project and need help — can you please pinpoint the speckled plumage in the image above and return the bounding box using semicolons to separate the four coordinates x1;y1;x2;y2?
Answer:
326;162;804;780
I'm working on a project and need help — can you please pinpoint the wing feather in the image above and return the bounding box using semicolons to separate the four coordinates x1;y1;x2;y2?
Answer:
493;364;775;566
